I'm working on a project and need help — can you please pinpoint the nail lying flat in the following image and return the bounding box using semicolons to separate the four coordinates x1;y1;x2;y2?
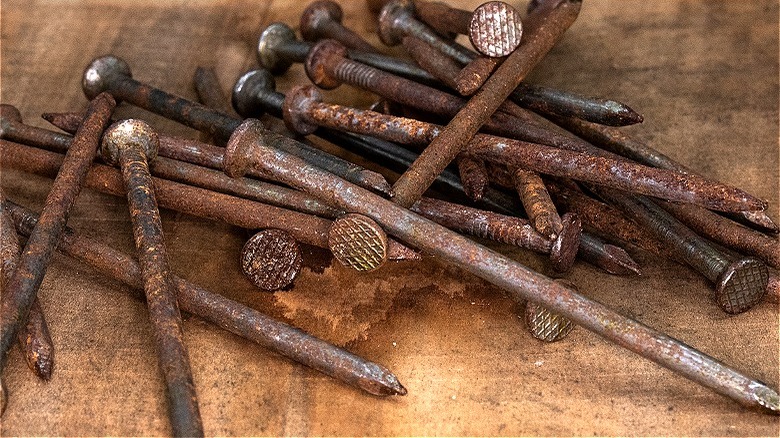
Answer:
224;119;780;414
4;200;407;397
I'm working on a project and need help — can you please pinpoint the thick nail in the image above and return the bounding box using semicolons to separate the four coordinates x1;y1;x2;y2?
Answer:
301;0;380;52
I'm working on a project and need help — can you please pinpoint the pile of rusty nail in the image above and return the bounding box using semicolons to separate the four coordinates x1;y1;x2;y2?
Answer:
1;0;778;433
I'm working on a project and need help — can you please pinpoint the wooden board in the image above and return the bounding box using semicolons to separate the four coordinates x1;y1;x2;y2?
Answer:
1;0;778;435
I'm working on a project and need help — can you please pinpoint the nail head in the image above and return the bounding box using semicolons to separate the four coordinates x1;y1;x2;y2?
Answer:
241;229;303;291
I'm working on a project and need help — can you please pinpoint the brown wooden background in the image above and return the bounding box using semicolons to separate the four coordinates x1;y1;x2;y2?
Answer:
1;0;779;435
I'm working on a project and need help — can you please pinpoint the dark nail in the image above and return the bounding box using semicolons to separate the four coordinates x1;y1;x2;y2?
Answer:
82;55;392;195
301;0;380;52
329;214;389;271
100;120;203;437
512;168;563;239
401;35;463;90
411;197;581;272
281;84;764;212
577;233;642;276
5;200;407;397
1;191;55;381
193;66;235;117
40;110;345;219
0;138;418;263
378;0;474;64
0;93;114;374
553;115;779;235
596;188;769;314
455;154;488;202
241;229;303;291
226;118;780;414
257;22;439;85
0;104;72;152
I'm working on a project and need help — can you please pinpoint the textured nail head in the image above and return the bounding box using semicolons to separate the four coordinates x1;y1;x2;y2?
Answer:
715;258;769;314
82;55;132;100
548;213;581;272
241;229;303;291
469;1;524;57
101;119;159;166
257;22;298;74
524;300;574;342
304;39;348;89
283;85;322;135
377;0;414;46
300;0;344;41
232;70;276;118
328;214;388;272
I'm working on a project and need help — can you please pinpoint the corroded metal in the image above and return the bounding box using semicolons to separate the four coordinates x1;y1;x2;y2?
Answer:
595;188;769;314
226;118;780;414
100;120;203;437
0;93;114;375
512;168;562;239
577;233;642;276
401;35;463;90
82;55;390;195
455;154;488;202
300;0;379;52
1;191;54;381
0;139;418;262
0;105;72;151
328;214;389;272
241;229;303;291
468;2;524;57
280;85;764;213
6;201;407;397
193;66;235;116
411;198;581;272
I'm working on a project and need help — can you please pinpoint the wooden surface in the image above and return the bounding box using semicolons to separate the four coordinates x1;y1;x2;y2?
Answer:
1;0;779;435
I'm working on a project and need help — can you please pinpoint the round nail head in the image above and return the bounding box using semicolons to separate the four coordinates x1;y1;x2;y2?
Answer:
232;70;276;118
377;0;414;46
257;23;297;75
469;1;524;57
714;258;768;314
100;119;159;166
282;85;323;136
524;300;574;342
224;119;265;179
304;39;347;90
328;214;388;272
548;213;581;272
82;55;132;100
241;229;303;291
300;0;344;41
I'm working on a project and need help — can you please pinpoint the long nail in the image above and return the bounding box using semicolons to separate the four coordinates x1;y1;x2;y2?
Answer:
578;232;642;276
281;85;764;212
512;168;562;239
193;66;235;117
5;200;407;397
82;56;391;195
1;191;55;381
301;0;380;52
595;188;769;314
0;93;114;374
101;120;203;437
227;118;780;414
0;139;418;263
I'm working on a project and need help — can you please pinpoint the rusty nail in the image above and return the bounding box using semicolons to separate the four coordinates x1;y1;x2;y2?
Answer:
1;191;55;381
0;104;72;152
241;229;303;291
455;154;489;202
5;200;407;397
378;0;474;64
0;138;418;263
411;197;581;272
100;120;203;437
83;55;391;195
257;22;438;85
577;233;642;276
227;118;780;414
329;214;389;272
281;84;765;213
512;168;563;239
301;0;380;52
524;279;577;342
595;188;769;314
0;93;114;374
391;0;582;207
553;115;779;235
401;35;463;90
193;66;235;117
